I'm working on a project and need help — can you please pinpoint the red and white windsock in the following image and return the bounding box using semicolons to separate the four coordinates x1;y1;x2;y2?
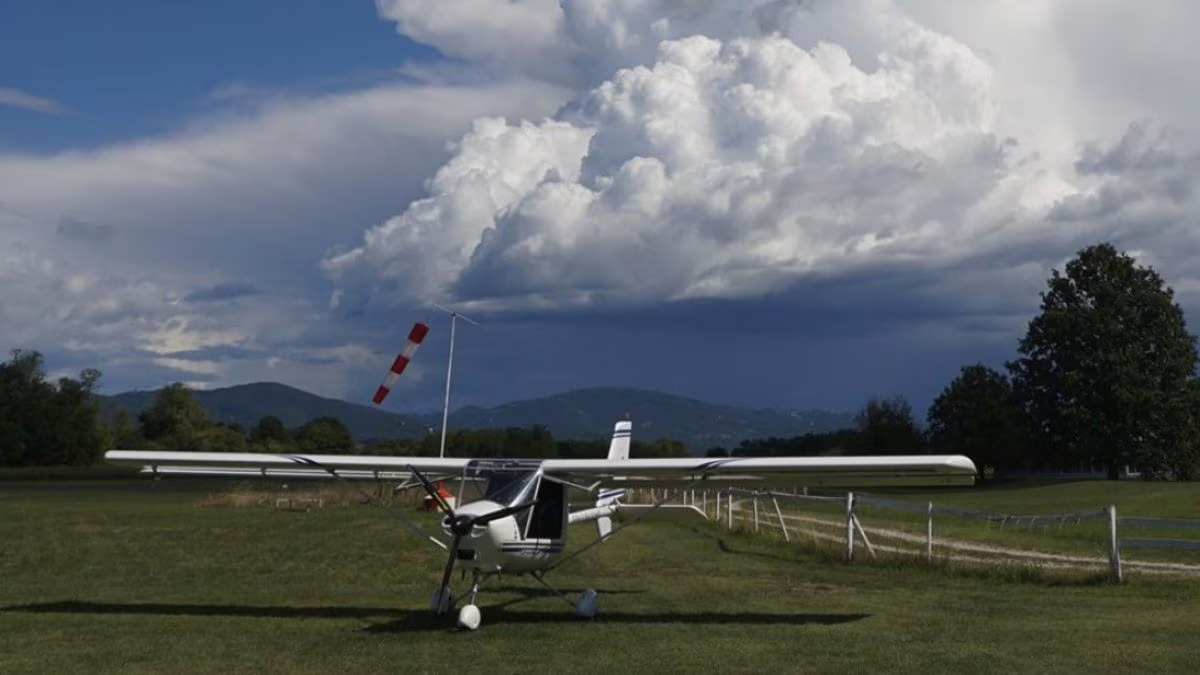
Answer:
372;322;430;405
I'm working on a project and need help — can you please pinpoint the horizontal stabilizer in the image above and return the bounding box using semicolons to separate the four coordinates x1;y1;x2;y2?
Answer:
615;503;708;522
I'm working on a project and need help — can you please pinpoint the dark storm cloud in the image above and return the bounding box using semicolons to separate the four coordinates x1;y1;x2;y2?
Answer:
183;282;260;303
56;216;114;243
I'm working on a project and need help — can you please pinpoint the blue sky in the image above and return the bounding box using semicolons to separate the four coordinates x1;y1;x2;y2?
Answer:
0;0;438;152
3;0;1199;419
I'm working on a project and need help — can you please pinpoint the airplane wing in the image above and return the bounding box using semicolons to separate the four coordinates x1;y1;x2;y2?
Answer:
105;450;470;481
541;454;977;488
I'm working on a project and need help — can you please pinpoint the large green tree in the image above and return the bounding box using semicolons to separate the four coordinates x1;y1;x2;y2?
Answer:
293;416;354;453
926;364;1025;477
851;395;924;455
138;383;211;450
1008;243;1199;479
249;415;292;451
0;349;107;466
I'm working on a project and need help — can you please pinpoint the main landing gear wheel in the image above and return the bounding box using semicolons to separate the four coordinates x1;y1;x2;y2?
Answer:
574;588;600;619
457;604;482;631
429;587;455;615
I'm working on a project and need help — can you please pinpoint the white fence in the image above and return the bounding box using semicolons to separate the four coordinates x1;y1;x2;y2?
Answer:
647;487;1200;582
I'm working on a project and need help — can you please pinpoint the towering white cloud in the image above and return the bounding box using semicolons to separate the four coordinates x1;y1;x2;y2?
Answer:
333;0;1072;313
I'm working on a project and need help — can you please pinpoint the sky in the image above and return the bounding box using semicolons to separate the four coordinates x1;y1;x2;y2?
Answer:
3;0;1200;419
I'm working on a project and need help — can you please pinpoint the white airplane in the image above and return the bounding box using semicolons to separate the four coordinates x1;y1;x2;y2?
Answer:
105;421;975;631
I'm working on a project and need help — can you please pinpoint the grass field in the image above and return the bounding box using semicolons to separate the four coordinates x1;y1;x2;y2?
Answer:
4;478;1200;674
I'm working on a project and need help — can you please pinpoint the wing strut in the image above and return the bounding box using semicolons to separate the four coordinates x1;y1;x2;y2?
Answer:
545;474;711;574
287;456;447;551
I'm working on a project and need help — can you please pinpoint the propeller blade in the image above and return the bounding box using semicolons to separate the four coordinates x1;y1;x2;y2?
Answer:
474;500;536;526
435;534;462;615
407;464;453;516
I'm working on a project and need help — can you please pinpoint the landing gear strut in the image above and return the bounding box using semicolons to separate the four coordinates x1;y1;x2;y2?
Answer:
532;571;601;620
457;570;483;631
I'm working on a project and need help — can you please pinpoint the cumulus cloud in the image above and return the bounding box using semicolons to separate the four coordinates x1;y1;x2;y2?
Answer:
0;78;566;395
1051;122;1200;297
331;2;1063;316
322;0;1200;414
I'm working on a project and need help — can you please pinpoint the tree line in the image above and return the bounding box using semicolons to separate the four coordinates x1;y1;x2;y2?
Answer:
0;370;689;465
3;242;1197;479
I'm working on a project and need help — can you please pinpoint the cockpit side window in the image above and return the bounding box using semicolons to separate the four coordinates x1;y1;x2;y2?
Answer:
525;478;565;539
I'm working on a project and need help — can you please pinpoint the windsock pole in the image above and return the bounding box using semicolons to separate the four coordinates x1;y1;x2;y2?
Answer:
372;322;430;405
433;305;478;459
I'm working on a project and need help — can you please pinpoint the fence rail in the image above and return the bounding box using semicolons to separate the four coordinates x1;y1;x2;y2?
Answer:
651;487;1200;582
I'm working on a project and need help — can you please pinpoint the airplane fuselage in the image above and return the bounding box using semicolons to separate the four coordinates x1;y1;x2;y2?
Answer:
441;499;567;573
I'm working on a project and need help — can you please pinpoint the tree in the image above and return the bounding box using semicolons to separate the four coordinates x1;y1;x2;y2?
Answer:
0;349;52;465
1008;243;1199;479
926;364;1025;478
138;383;210;450
49;368;108;465
851;395;924;455
108;408;138;449
0;350;107;466
249;415;291;449
293;416;354;453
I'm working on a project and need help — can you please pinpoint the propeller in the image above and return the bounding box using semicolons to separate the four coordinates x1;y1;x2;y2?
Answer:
408;464;535;615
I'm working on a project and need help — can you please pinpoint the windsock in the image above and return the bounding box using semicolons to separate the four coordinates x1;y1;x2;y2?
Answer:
372;322;429;405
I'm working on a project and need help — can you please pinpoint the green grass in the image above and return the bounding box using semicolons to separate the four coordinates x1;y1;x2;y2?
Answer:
3;480;1200;674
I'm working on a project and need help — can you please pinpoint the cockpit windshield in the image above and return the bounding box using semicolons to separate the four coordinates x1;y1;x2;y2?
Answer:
484;471;538;507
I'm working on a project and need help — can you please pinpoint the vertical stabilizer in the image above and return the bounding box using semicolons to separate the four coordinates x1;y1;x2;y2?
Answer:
607;420;632;461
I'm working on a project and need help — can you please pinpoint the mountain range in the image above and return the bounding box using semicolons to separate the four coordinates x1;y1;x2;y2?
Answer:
99;382;854;450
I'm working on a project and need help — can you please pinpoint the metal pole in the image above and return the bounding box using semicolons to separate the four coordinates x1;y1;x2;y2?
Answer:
753;495;760;533
432;305;477;459
438;313;457;459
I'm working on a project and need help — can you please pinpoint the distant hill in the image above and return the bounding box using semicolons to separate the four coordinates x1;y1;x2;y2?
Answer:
99;382;429;441
100;382;854;450
442;387;854;449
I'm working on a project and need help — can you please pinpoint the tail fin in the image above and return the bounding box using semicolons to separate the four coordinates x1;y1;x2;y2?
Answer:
591;420;631;538
607;420;632;461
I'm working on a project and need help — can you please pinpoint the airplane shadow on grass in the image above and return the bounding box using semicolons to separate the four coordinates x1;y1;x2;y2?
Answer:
685;525;818;565
3;595;869;633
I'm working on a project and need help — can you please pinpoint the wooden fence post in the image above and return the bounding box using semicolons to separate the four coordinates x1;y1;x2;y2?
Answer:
926;501;934;562
845;491;855;561
773;497;790;542
728;492;733;530
1109;505;1123;583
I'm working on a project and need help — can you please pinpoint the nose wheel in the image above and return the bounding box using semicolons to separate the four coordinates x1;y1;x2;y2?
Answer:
450;570;484;631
